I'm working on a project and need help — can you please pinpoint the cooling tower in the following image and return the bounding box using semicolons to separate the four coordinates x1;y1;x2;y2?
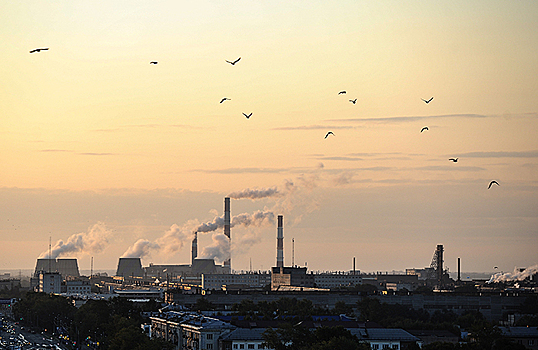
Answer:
276;215;284;268
56;259;80;277
116;258;144;277
223;197;231;271
34;258;80;277
34;259;56;276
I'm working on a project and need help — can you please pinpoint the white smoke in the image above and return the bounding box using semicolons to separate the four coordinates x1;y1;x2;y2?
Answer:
121;239;160;258
487;265;538;283
199;233;230;263
39;222;111;259
228;187;280;200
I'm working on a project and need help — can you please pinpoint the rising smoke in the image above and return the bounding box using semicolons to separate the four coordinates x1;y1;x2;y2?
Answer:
121;239;160;258
39;222;111;259
487;265;538;283
227;187;280;200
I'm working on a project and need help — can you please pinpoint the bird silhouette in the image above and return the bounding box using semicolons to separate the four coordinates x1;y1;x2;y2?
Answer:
349;99;357;104
243;112;252;119
488;180;500;189
421;127;429;132
422;97;434;104
150;61;158;64
226;57;241;65
220;98;231;103
338;91;346;95
449;158;458;162
324;131;335;139
29;48;49;53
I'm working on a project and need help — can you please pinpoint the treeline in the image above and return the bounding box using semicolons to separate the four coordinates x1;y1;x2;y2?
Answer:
13;291;172;350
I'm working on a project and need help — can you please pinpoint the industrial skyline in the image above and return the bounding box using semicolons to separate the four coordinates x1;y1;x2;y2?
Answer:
1;1;537;275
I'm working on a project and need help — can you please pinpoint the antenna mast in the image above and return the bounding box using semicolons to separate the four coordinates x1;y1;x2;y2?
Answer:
292;238;295;267
49;237;52;273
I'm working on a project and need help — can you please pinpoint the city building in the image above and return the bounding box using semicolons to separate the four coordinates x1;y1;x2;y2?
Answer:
313;272;362;289
202;272;271;291
38;272;62;294
271;266;315;291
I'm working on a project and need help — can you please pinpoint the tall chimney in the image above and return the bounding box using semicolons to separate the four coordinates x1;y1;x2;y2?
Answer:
276;215;284;268
436;244;444;286
353;257;356;275
192;232;198;265
223;197;231;271
457;257;461;282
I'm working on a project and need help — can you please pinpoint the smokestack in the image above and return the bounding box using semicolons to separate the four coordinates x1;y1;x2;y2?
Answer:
223;197;231;271
353;257;356;275
192;232;198;265
457;257;461;282
436;244;444;285
276;215;284;268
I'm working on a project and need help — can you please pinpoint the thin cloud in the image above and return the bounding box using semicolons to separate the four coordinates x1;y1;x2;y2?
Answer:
40;149;72;153
271;125;355;131
417;165;486;172
39;150;116;156
316;156;364;161
79;152;115;156
192;167;289;174
328;114;488;123
458;150;538;158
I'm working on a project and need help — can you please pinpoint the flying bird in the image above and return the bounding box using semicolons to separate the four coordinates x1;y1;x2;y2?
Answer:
243;112;252;119
29;48;49;53
449;158;458;162
220;98;231;103
349;99;357;104
421;126;429;132
226;57;241;65
324;131;335;139
422;97;434;104
150;61;158;64
488;180;500;189
338;91;346;95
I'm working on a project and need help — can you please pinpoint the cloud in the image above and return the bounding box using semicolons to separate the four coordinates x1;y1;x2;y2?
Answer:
416;165;486;172
457;150;538;158
317;156;364;161
271;125;355;131
121;239;160;258
327;114;488;124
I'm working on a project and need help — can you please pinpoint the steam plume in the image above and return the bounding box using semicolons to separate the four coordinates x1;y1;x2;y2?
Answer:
228;187;280;200
121;239;160;258
487;265;538;283
199;233;230;263
39;222;111;259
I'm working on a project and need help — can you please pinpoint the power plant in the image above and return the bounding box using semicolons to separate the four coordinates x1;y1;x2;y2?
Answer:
34;258;80;278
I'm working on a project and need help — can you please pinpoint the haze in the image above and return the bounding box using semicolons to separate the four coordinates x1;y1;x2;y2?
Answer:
1;1;537;276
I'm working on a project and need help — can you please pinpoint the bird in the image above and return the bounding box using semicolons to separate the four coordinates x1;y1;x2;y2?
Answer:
29;48;49;53
494;266;498;269
243;112;252;119
488;180;500;189
449;158;458;162
150;61;158;64
422;97;434;104
324;131;335;139
421;126;429;132
226;57;241;65
220;98;231;103
338;91;346;95
349;99;357;104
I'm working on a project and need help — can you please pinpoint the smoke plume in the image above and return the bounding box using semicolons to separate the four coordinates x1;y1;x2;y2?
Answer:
487;265;538;283
199;233;230;263
228;187;280;200
121;239;160;258
39;222;111;259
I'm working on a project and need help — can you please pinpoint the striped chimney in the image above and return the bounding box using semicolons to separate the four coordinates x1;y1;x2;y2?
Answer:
277;215;284;268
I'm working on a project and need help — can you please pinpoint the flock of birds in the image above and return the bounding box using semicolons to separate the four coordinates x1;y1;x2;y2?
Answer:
29;48;500;190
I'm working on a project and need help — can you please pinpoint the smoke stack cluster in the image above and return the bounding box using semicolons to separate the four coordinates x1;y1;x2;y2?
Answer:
223;197;231;271
276;215;284;268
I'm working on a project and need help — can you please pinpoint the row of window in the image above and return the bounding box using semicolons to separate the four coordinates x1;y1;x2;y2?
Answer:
371;344;399;350
232;344;265;349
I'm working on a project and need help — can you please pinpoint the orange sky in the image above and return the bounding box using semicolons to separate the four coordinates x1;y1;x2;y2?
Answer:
1;1;537;274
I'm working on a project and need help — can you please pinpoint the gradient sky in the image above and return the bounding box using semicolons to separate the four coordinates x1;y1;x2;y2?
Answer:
1;1;537;276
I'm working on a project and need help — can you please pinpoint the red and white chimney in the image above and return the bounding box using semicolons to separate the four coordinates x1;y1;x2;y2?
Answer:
276;215;284;268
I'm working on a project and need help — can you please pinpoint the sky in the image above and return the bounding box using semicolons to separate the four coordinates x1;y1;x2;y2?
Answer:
1;1;537;276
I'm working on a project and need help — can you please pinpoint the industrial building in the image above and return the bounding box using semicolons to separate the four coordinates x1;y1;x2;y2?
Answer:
34;258;80;278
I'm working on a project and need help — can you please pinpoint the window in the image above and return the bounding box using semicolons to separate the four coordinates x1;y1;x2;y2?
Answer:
233;345;238;349
529;340;535;346
240;345;245;349
207;344;213;349
257;345;264;349
207;334;213;340
248;345;255;349
392;345;399;350
383;345;390;349
372;345;379;350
